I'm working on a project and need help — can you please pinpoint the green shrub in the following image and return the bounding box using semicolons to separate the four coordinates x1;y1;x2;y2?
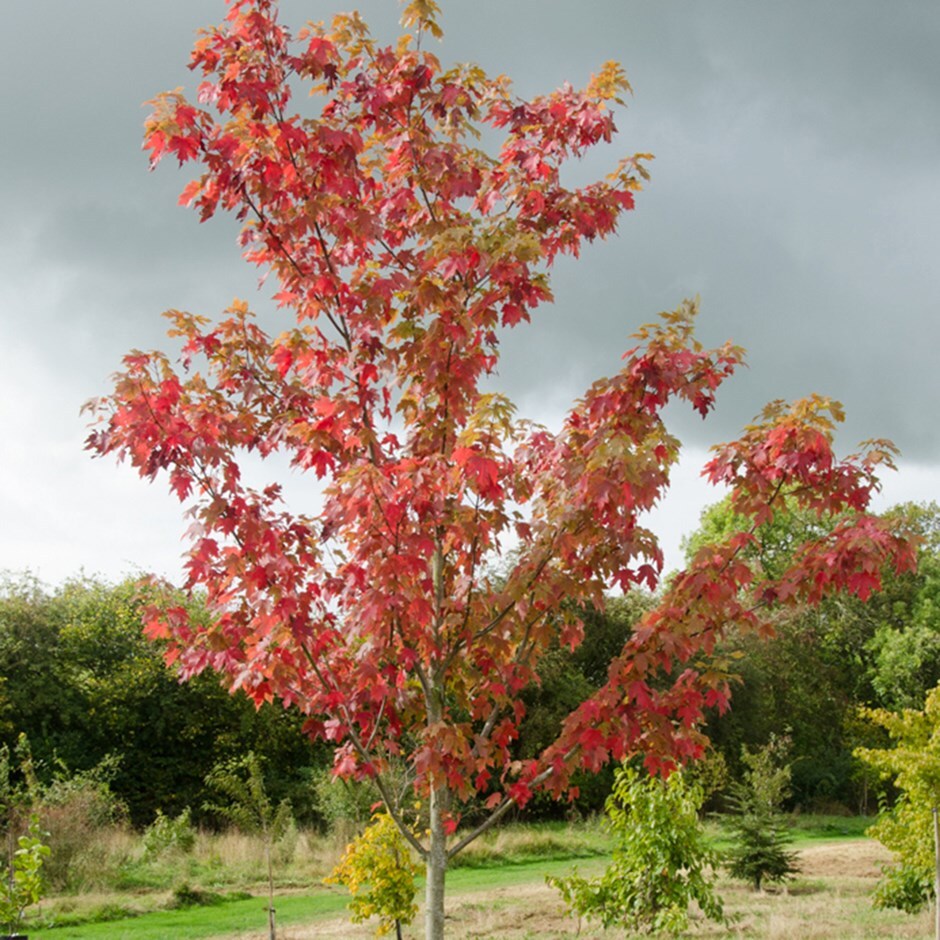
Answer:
873;863;933;914
169;883;227;909
35;755;127;890
855;685;940;912
0;814;50;936
311;766;381;832
549;763;726;935
80;902;138;925
0;736;127;891
142;808;197;859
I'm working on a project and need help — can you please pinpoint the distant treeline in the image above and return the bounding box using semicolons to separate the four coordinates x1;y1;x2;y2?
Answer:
1;501;936;826
691;499;940;813
0;575;322;826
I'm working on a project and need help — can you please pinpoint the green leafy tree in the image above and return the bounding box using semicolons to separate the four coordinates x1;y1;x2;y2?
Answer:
0;815;49;937
725;737;799;891
205;752;294;939
683;498;865;806
311;765;381;833
867;505;940;712
141;808;197;860
855;684;940;913
871;624;940;713
327;812;420;939
549;763;726;934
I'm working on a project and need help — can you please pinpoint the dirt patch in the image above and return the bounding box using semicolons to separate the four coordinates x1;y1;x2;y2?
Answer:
269;882;579;939
796;839;891;880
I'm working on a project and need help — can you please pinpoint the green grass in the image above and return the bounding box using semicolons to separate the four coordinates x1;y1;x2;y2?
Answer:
31;890;350;939
451;817;611;869
706;813;875;852
446;852;608;890
787;813;874;841
28;820;611;940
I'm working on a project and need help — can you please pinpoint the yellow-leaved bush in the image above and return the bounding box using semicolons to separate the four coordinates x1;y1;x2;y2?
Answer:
855;684;940;913
326;812;419;936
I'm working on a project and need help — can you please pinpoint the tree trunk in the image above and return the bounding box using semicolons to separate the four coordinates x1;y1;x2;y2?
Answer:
933;806;939;940
425;785;447;940
426;550;448;940
265;838;276;940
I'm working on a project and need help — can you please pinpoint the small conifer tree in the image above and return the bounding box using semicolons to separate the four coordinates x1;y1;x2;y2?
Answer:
725;737;800;891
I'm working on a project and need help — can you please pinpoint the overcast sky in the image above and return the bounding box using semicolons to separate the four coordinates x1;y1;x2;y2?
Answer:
1;1;938;586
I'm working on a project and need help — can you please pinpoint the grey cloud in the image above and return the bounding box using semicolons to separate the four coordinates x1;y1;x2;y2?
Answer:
2;0;938;582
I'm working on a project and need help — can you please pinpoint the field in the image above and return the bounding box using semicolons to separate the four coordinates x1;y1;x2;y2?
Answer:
22;818;935;939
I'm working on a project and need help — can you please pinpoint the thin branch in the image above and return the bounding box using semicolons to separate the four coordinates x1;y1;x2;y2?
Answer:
298;642;428;859
451;534;558;660
446;756;573;859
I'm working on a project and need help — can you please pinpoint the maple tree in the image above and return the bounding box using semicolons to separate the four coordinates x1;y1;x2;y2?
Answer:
85;1;916;935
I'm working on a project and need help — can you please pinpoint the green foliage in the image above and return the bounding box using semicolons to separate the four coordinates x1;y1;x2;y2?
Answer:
326;812;419;937
682;495;834;581
684;499;940;813
549;764;726;935
871;862;933;914
0;814;50;935
870;622;940;711
168;883;230;909
725;738;800;891
0;574;327;827
451;818;609;869
684;498;867;808
685;749;730;811
205;751;295;937
310;766;380;831
863;504;940;714
0;734;126;892
142;809;196;859
205;752;293;843
0;740;27;836
855;683;940;912
70;901;138;925
35;755;126;891
39;752;124;820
